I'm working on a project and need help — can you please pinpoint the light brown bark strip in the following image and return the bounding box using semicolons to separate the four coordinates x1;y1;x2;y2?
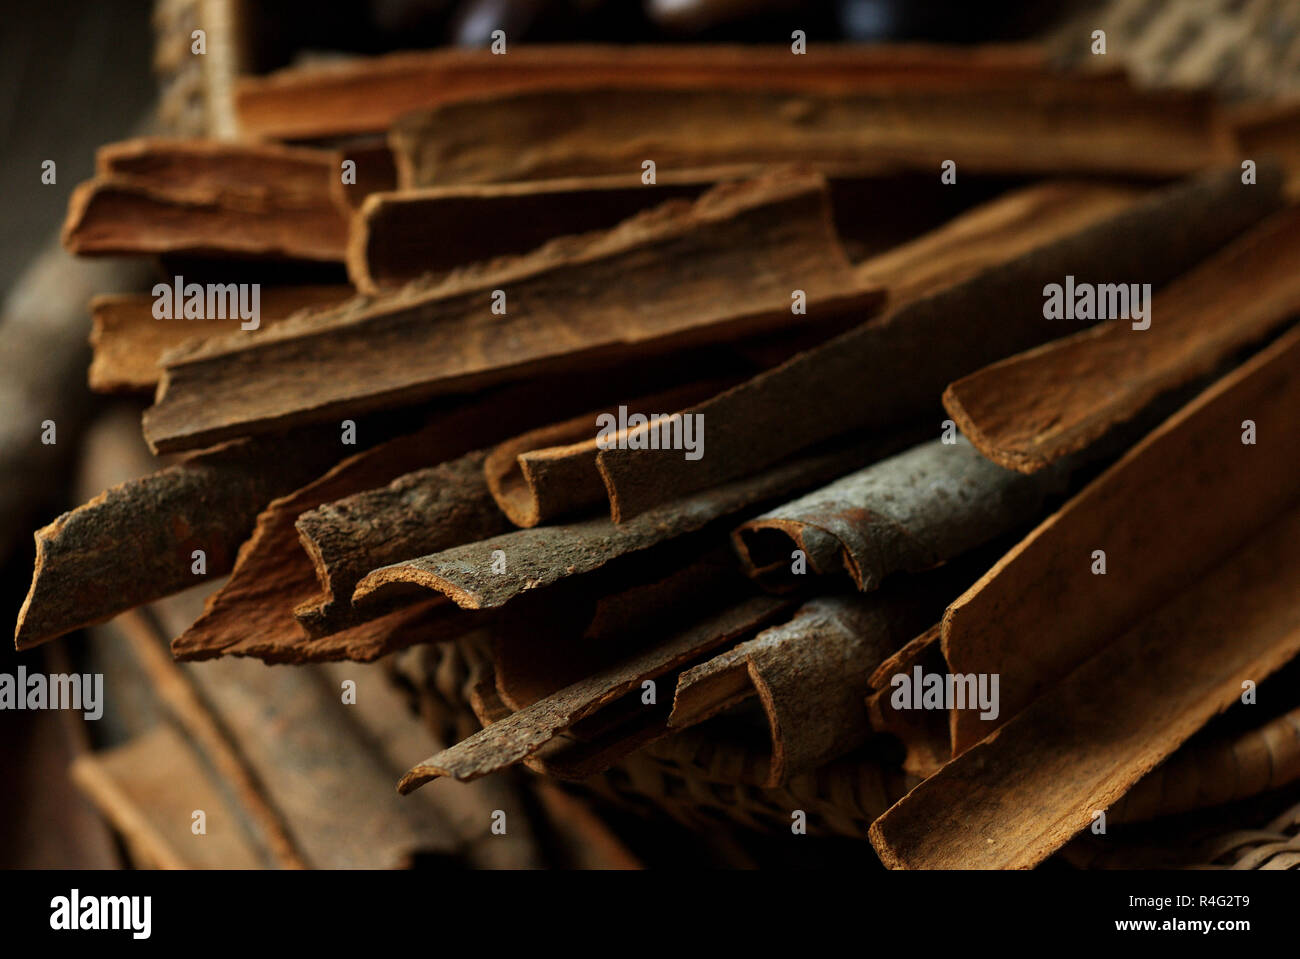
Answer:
868;499;1300;870
391;84;1218;188
733;436;1071;591
944;207;1300;473
854;180;1142;309
114;609;307;868
70;726;265;869
349;177;711;294
594;165;1282;522
937;323;1300;755
89;285;352;393
143;170;877;453
356;435;901;612
483;381;729;528
153;587;463;869
397;596;787;790
235;43;1054;141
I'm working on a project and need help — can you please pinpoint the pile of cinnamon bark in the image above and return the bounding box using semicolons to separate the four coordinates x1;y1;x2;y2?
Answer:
19;44;1300;869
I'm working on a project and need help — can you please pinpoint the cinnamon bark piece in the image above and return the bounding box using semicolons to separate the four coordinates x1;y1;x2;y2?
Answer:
349;177;711;294
868;499;1300;870
64;139;353;261
143;171;878;453
594;165;1282;522
942;324;1300;752
172;383;587;664
873;323;1300;762
15;427;346;651
235;44;1055;141
1110;704;1300;824
355;434;903;613
482;380;730;528
152;588;465;869
70;725;266;869
292;451;511;638
397;596;788;791
733;436;1071;591
670;590;948;786
391;85;1219;188
89;285;352;393
943;207;1300;473
854;180;1142;309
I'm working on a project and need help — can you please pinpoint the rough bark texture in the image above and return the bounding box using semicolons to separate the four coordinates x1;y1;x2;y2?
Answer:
350;177;710;293
734;436;1072;591
355;435;902;612
143;170;877;453
943;206;1300;472
88;285;351;393
391;85;1218;188
670;591;947;786
235;43;1053;140
869;500;1300;870
293;451;511;636
594;165;1282;521
172;384;592;663
15;428;345;650
398;597;787;790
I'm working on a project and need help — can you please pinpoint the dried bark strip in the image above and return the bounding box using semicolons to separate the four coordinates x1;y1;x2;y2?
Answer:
397;596;787;790
172;383;586;664
670;590;948;786
15;429;345;651
483;380;729;528
70;725;266;869
1110;705;1300;824
933;323;1300;755
594;165;1282;521
144;171;878;453
853;180;1142;309
391;84;1218;188
943;207;1300;472
293;451;511;637
330;141;398;212
733;436;1071;591
89;285;351;393
152;588;463;868
868;499;1300;870
113;608;307;868
94;137;344;199
64;140;355;262
356;435;900;612
350;177;711;293
236;43;1054;140
316;661;545;869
